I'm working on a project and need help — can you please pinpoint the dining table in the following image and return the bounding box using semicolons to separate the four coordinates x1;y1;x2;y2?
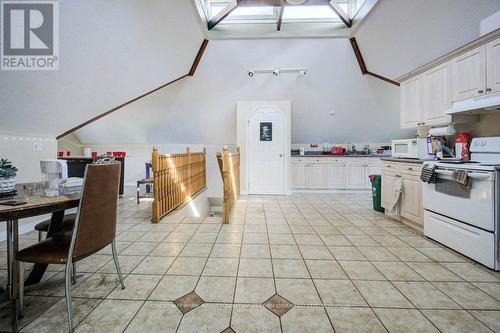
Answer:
0;190;79;331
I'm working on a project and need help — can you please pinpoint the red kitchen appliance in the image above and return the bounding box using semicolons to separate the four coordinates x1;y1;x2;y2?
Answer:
331;146;345;155
455;133;472;160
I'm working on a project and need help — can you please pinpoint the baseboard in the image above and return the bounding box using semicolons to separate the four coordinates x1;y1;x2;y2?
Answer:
291;189;371;194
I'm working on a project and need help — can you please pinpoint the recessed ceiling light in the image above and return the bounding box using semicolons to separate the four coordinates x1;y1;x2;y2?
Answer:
286;0;307;5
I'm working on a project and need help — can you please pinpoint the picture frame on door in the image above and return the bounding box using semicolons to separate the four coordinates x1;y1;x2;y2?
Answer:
260;122;272;141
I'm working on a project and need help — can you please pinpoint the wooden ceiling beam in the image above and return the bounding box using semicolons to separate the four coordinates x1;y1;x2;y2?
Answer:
328;0;351;27
349;37;367;74
349;37;399;87
188;39;209;76
208;0;239;30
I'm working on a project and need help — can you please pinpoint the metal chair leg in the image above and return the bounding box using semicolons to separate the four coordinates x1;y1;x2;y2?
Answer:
65;262;74;333
19;262;24;313
71;263;76;285
38;231;42;242
111;240;125;290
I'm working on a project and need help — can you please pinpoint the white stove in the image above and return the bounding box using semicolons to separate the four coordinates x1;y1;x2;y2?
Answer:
422;136;500;270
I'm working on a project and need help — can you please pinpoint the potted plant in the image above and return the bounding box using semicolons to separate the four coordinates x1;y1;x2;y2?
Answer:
0;158;18;193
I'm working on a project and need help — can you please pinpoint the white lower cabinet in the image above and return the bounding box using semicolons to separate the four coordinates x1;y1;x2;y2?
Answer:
346;164;366;189
291;157;381;190
326;163;346;189
291;163;308;189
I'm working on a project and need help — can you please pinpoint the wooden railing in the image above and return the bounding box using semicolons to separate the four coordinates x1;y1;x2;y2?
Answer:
217;146;240;224
152;147;206;222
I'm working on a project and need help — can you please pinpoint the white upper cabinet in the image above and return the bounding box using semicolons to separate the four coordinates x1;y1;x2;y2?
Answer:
451;45;486;102
486;38;500;94
400;76;423;128
422;62;452;126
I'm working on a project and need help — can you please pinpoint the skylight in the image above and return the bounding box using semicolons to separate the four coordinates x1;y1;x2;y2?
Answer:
283;5;338;22
195;0;378;39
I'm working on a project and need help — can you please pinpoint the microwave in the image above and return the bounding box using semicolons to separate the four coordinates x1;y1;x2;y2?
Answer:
391;139;432;159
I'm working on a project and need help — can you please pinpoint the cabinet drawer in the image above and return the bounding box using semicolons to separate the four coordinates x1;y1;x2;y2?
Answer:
381;162;400;173
399;163;422;177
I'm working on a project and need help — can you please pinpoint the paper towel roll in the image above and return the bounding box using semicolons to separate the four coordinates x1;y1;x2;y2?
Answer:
84;147;92;157
429;125;456;136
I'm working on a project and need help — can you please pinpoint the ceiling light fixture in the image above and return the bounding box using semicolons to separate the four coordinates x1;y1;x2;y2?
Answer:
247;68;308;77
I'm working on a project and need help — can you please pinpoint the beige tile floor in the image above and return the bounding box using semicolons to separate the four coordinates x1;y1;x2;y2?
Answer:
1;190;500;332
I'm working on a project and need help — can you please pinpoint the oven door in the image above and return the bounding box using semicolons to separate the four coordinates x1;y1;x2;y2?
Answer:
422;168;495;231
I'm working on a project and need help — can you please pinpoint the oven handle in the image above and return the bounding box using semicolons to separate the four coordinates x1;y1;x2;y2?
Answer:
435;169;493;180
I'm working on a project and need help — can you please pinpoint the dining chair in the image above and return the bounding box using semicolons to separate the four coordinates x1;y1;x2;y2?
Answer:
17;163;125;332
34;213;76;241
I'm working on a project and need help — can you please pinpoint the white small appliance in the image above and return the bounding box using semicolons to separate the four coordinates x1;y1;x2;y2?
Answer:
40;159;68;197
391;139;433;159
40;160;83;196
422;136;500;270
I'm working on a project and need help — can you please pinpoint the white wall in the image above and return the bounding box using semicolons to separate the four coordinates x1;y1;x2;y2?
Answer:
0;131;57;238
57;133;83;157
0;131;57;183
76;38;413;145
0;0;204;136
355;0;500;79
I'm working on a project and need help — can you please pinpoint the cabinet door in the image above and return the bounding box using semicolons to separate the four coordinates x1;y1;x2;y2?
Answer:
401;176;423;224
346;164;366;189
486;38;500;94
381;173;397;209
326;164;346;189
451;45;486;102
422;62;452;126
309;164;326;189
365;164;382;189
400;76;423;128
291;164;307;189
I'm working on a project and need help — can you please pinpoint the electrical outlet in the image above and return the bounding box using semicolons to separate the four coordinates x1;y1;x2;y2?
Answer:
33;142;43;152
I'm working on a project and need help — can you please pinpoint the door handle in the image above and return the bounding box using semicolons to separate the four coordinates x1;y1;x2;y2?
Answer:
279;154;283;158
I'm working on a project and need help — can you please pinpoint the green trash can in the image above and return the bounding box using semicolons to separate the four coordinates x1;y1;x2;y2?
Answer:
369;174;385;213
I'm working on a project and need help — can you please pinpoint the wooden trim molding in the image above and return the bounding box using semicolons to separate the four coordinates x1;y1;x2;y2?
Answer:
349;37;367;74
367;71;400;86
57;39;210;139
189;39;209;76
349;37;399;87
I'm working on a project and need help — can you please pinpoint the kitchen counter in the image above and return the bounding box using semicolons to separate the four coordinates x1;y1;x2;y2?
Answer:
380;157;428;164
291;153;388;158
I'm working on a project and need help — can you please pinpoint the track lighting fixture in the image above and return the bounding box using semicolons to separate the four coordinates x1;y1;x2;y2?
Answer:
247;68;308;77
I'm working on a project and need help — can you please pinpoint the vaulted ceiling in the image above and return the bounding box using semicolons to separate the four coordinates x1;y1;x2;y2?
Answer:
0;0;204;136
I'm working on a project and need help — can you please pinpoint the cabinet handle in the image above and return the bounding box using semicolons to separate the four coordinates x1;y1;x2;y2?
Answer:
407;167;413;170
478;89;484;94
486;88;492;92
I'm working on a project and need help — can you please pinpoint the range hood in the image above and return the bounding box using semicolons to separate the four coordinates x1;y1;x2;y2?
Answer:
446;92;500;115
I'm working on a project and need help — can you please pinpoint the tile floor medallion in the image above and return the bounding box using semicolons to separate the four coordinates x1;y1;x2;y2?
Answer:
0;189;499;332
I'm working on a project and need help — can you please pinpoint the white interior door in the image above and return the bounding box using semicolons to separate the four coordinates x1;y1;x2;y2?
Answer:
247;106;286;194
